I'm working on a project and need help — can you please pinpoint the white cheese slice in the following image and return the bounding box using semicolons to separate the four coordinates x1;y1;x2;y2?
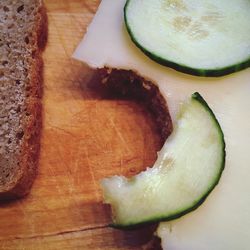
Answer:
73;0;250;249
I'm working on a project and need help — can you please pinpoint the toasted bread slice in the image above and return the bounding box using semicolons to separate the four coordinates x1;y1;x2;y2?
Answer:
0;0;47;200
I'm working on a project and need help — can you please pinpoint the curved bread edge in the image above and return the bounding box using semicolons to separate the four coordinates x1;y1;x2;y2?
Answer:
97;68;173;143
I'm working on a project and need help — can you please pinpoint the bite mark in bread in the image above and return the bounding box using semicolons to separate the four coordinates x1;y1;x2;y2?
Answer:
98;68;173;143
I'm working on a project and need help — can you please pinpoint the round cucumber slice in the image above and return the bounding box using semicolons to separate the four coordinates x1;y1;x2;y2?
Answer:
101;93;225;228
124;0;250;76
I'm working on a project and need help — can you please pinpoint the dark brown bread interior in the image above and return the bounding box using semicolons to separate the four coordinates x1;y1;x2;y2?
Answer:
0;0;47;200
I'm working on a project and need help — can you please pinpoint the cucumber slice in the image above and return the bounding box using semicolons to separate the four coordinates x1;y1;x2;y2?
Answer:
124;0;250;76
101;93;225;228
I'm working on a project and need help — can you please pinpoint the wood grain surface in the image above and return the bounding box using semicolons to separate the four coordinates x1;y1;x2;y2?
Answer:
0;1;163;249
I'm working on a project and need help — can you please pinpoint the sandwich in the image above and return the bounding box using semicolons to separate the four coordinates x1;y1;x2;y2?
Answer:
73;0;250;249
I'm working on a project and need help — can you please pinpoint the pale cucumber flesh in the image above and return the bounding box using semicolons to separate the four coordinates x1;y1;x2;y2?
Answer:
101;93;225;227
125;0;250;76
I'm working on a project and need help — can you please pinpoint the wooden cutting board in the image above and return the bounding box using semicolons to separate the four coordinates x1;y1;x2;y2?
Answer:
0;1;163;249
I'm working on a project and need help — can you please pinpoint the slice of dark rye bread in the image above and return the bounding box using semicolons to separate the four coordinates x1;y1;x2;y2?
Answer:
0;0;47;200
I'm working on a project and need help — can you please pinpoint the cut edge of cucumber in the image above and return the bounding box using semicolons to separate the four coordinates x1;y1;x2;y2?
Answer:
105;92;226;229
124;0;250;77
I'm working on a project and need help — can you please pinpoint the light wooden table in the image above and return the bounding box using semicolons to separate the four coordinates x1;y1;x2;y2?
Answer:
0;1;162;249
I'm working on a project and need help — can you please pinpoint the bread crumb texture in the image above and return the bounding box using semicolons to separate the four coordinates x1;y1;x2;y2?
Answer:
0;0;46;199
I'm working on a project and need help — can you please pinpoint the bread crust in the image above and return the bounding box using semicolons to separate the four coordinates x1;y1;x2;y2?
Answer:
0;2;48;200
98;68;173;143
